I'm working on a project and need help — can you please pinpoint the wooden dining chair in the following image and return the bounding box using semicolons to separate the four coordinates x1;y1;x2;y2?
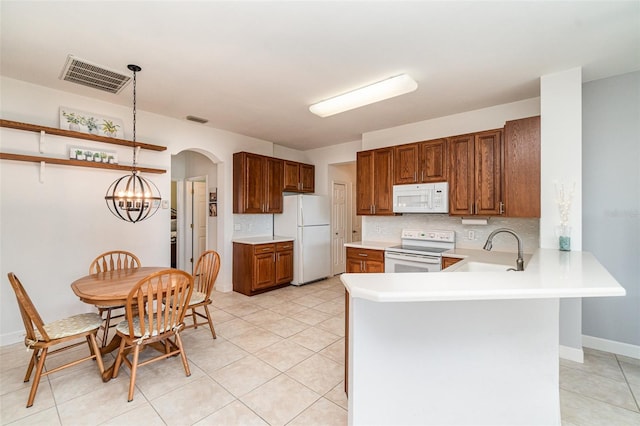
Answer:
89;250;141;347
112;269;193;402
185;250;221;339
7;273;105;408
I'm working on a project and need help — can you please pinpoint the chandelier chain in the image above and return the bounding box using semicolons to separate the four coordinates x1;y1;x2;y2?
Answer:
132;68;137;169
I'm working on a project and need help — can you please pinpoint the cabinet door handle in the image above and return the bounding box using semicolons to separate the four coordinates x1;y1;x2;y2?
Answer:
421;170;424;182
499;201;504;215
475;202;478;215
358;253;368;257
361;260;365;272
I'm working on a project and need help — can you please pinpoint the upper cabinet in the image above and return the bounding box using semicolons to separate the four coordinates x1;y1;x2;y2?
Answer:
356;147;394;216
503;116;541;217
448;130;503;216
283;160;315;193
233;152;316;214
233;152;283;214
393;138;447;185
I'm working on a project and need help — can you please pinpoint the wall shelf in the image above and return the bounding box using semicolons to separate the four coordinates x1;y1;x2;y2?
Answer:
0;119;167;174
0;153;166;174
0;119;167;151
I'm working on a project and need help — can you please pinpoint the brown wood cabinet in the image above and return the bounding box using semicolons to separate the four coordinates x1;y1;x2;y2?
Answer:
448;130;503;216
503;116;540;218
275;241;294;284
232;240;293;296
346;247;385;273
356;148;394;216
393;138;447;185
441;256;463;270
233;152;283;214
283;160;315;193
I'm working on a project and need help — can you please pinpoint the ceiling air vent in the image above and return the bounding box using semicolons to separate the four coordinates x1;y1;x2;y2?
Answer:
186;115;209;124
59;55;131;94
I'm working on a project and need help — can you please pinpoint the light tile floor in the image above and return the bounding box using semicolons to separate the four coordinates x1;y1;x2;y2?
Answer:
1;275;639;425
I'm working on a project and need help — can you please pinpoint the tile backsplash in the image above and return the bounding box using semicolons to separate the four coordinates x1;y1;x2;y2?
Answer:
363;214;540;254
233;214;273;238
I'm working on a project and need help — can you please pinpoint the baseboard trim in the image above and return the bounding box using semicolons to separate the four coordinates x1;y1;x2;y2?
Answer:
559;345;584;363
1;330;24;347
583;335;640;359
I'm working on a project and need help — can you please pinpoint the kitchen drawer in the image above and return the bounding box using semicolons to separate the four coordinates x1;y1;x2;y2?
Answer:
276;241;294;251
346;247;384;262
254;243;275;254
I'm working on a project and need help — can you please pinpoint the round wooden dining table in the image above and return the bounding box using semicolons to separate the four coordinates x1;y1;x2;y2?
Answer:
71;266;171;381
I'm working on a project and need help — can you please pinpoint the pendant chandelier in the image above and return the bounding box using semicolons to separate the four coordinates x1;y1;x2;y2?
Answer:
105;64;161;223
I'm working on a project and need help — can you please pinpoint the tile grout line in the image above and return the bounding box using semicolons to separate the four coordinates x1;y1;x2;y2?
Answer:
616;354;640;413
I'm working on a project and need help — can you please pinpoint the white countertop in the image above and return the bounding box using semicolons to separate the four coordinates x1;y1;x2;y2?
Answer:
232;235;294;245
341;248;626;302
344;240;397;250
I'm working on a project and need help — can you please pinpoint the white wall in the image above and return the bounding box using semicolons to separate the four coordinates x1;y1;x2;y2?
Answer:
0;77;277;344
305;140;362;195
540;68;584;357
582;71;640;349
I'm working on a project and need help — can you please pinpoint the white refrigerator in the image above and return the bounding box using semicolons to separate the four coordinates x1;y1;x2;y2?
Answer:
274;194;331;285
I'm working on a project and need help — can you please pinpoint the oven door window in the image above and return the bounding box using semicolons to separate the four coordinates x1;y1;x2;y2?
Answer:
394;263;433;273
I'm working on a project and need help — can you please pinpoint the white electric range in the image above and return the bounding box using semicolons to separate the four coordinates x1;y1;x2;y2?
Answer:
385;229;456;273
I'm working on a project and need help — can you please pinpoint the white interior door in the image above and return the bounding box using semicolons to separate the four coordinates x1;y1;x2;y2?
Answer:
193;180;207;268
182;178;208;274
332;181;347;275
184;181;194;272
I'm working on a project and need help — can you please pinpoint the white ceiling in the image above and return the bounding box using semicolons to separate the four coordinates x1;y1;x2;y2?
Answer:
1;1;639;151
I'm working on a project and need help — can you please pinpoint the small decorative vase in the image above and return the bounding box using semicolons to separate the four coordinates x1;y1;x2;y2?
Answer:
557;225;571;251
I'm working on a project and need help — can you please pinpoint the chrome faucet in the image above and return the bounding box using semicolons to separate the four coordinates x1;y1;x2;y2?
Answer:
483;228;524;271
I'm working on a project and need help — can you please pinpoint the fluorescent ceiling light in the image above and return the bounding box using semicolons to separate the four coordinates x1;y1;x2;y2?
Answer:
309;74;418;118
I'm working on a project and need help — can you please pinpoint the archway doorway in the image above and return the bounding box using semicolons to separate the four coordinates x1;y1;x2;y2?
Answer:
171;150;218;274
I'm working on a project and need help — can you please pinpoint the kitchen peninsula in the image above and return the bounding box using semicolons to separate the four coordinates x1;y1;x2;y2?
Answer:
341;249;625;425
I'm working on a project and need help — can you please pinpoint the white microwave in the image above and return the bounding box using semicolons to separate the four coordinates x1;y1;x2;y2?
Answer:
393;182;449;214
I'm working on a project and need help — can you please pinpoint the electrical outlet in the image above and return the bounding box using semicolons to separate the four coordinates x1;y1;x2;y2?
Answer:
468;230;475;240
376;225;381;233
234;224;241;231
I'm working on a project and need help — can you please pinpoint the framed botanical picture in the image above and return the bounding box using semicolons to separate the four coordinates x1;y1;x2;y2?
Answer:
209;203;217;217
209;189;217;203
59;106;125;138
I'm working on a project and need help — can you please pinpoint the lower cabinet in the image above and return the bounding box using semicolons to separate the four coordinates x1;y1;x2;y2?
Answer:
346;247;385;273
442;256;463;270
233;241;293;296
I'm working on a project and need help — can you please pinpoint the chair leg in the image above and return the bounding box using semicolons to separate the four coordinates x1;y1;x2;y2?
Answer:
112;337;127;379
128;344;141;402
23;349;39;382
203;305;217;339
175;332;191;377
87;333;105;374
102;308;112;348
191;308;197;329
26;348;48;408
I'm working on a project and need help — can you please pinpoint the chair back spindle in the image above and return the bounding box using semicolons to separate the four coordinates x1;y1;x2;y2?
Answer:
90;251;141;274
193;250;221;298
7;273;50;342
